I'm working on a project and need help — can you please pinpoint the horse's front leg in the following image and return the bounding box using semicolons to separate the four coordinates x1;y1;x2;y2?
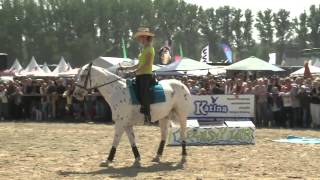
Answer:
153;118;168;162
100;124;125;167
125;125;141;167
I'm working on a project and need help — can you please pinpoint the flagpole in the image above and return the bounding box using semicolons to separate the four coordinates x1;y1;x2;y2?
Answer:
179;44;184;58
121;37;127;58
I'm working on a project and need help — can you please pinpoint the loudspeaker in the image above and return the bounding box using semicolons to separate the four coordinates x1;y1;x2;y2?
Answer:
0;53;8;71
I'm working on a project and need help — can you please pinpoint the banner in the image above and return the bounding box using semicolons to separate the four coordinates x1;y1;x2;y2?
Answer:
220;43;232;63
200;45;210;63
268;53;276;65
189;95;255;120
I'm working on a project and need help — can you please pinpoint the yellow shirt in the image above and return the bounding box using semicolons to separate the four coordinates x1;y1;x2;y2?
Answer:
137;46;154;75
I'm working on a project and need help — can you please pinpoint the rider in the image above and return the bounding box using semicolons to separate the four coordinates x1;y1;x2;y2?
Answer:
120;27;155;124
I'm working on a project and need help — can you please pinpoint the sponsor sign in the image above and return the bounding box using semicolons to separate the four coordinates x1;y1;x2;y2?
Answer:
189;95;255;120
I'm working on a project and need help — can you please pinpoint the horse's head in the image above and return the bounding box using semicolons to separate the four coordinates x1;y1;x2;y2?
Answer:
73;63;92;100
73;63;123;100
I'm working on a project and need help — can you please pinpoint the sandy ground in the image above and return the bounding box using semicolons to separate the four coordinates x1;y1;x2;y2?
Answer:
0;122;320;180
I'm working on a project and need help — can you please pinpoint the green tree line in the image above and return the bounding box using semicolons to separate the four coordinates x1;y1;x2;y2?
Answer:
0;0;319;66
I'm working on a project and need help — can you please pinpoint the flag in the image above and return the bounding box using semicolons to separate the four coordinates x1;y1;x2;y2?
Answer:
268;53;276;65
220;43;232;63
121;37;127;58
200;45;211;63
179;44;184;58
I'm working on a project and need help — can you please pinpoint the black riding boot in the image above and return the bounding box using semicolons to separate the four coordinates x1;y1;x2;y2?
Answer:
141;105;151;124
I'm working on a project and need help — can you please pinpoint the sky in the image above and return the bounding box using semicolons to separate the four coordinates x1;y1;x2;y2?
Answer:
184;0;319;18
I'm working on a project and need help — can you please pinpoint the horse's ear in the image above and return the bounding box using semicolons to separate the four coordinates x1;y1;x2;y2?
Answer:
88;62;93;67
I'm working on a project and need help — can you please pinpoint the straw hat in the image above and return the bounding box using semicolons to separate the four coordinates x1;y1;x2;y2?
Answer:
134;27;155;38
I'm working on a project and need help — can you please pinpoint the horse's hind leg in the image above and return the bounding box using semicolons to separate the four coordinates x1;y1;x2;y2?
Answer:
153;118;168;162
125;126;141;166
100;124;125;167
178;113;187;156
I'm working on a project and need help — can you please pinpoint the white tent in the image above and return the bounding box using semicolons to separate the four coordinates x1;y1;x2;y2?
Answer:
1;59;23;76
314;59;320;67
53;57;70;73
42;62;52;73
67;62;72;70
18;56;46;76
9;59;23;72
155;58;222;76
58;68;80;77
93;57;133;69
290;65;320;76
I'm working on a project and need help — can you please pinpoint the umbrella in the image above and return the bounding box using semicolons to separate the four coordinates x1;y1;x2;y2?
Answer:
226;56;284;71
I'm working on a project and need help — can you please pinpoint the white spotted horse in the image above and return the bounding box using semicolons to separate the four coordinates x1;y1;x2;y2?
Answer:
73;63;192;167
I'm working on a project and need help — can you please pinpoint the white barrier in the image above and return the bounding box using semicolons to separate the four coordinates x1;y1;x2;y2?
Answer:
168;120;255;145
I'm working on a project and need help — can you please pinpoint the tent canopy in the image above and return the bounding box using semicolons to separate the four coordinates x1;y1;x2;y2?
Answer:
226;56;285;71
93;57;133;69
9;59;23;72
155;58;221;76
58;68;80;77
156;58;214;72
290;65;320;76
93;57;159;73
18;56;46;76
42;62;52;73
53;57;70;73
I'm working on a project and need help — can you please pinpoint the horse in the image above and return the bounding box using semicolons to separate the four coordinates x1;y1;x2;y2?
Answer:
73;63;192;167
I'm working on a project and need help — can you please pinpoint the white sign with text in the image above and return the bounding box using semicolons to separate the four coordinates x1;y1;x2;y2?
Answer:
189;95;255;119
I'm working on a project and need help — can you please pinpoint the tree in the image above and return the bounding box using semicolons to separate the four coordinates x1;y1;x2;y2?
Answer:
255;9;274;60
293;12;308;49
243;9;255;57
231;8;243;60
308;5;320;48
273;9;291;64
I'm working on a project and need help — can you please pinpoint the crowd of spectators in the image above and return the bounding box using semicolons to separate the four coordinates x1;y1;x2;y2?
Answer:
160;74;320;128
0;74;320;129
0;78;111;122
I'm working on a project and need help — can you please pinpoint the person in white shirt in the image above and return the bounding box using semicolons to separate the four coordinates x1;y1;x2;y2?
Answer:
280;86;293;128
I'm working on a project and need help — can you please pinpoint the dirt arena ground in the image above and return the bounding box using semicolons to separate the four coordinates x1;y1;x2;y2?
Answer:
0;122;320;180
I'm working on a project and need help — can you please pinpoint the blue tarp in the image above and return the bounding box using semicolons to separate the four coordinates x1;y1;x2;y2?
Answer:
273;135;320;144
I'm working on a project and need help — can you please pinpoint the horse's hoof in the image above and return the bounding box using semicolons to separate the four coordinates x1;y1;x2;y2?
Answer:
133;160;141;168
152;155;161;162
99;160;111;167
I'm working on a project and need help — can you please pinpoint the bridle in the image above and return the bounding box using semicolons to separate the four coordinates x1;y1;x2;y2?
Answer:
75;62;122;92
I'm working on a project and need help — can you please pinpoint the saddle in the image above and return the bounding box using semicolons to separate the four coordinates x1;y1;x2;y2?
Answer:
126;76;166;105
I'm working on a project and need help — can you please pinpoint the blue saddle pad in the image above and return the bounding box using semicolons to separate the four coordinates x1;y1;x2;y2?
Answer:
126;79;166;105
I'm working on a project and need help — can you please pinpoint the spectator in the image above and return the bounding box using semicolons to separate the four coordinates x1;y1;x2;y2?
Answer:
0;84;8;120
40;82;49;120
310;78;320;128
291;78;302;127
299;79;312;128
280;86;293;128
254;78;268;127
268;87;282;127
